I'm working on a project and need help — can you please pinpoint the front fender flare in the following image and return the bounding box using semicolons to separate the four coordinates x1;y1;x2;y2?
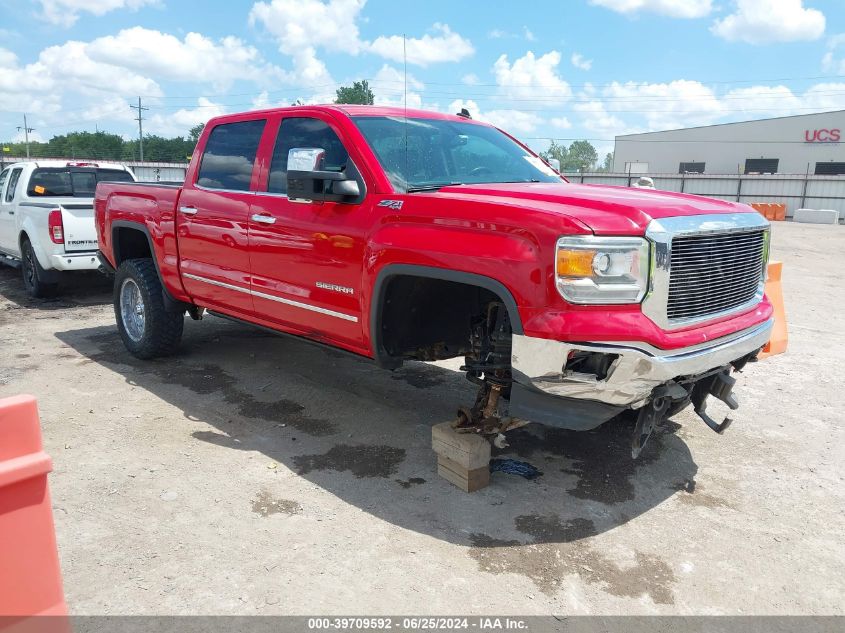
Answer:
369;263;524;369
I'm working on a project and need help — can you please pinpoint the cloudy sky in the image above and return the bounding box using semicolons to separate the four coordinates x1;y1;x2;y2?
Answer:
1;0;844;155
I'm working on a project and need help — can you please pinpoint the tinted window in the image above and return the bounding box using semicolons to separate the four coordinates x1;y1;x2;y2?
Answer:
815;162;845;175
5;168;22;202
745;158;779;175
267;118;349;194
679;162;705;174
27;168;134;197
0;169;9;193
353;116;561;191
197;120;266;191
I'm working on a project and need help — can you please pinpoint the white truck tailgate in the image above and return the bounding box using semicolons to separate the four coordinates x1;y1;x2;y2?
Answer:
61;203;98;252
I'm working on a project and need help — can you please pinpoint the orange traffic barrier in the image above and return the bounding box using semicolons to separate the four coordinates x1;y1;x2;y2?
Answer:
750;202;786;221
750;202;767;218
759;261;787;359
0;395;67;618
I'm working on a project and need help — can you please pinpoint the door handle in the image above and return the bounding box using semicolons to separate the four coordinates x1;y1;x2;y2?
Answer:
179;206;198;216
251;214;276;225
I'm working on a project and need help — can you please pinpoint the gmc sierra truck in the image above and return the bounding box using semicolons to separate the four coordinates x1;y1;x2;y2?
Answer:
95;106;773;456
0;160;135;297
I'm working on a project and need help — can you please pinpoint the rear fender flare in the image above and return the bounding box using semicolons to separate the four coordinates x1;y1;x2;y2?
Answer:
111;220;189;312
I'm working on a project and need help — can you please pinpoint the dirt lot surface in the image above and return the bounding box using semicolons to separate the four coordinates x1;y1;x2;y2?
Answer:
0;221;843;615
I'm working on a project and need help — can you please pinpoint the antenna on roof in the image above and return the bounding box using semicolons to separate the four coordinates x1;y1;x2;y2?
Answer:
456;108;471;119
403;33;409;193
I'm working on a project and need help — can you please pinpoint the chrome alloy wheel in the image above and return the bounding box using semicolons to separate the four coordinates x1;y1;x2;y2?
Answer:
120;278;146;342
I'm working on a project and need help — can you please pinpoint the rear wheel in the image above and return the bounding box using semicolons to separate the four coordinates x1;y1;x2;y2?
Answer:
20;238;58;298
114;258;184;359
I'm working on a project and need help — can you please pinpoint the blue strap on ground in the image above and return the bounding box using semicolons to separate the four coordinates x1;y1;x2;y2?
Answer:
490;458;543;480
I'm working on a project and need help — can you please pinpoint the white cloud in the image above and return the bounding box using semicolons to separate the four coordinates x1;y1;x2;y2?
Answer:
822;34;845;73
462;73;480;85
39;40;162;97
574;99;631;137
371;65;424;108
249;0;366;55
86;28;278;90
601;79;724;130
589;0;712;18
551;117;573;129
148;98;227;137
712;0;825;44
369;23;474;66
448;99;542;135
487;27;536;41
36;0;158;27
493;50;572;105
571;53;593;71
570;79;845;145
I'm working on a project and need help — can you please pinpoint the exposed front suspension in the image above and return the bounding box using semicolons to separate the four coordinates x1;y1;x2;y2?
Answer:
453;302;524;438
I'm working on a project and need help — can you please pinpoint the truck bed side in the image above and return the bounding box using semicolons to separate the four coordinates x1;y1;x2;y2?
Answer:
95;181;190;303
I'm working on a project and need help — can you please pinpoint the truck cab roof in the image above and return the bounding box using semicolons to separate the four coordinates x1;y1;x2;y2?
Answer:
205;104;487;127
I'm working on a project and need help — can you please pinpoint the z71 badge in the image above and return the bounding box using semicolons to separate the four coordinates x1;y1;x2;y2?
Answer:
377;199;403;210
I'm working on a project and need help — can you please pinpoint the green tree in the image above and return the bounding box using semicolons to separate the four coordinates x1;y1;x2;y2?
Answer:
566;140;599;172
334;80;375;105
188;124;204;143
539;139;568;167
601;151;614;172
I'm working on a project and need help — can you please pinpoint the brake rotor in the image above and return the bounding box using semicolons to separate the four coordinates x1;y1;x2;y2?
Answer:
632;396;669;459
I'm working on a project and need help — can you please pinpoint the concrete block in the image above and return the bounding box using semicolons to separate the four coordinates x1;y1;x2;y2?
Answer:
794;208;840;224
437;455;490;493
431;422;491;470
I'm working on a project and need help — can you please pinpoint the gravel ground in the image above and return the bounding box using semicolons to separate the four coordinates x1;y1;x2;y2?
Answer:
0;220;842;615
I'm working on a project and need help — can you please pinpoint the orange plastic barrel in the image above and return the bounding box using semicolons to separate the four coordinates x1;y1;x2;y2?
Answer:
759;261;787;358
0;395;67;619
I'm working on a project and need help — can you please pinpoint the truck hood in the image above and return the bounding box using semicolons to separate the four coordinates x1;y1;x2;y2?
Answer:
436;182;746;234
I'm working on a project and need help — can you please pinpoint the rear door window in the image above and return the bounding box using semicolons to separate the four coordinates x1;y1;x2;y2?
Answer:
5;168;22;202
197;120;266;191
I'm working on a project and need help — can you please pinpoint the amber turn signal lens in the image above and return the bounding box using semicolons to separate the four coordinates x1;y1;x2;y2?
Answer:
556;249;596;277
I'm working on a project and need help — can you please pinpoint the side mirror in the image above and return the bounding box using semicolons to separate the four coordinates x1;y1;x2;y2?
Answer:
547;158;561;172
286;147;361;203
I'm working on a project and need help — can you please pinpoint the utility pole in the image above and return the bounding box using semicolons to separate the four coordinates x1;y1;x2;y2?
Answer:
17;114;35;159
130;97;148;161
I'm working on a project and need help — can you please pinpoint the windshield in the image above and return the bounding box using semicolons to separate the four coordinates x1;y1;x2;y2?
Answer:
27;168;134;198
352;116;562;192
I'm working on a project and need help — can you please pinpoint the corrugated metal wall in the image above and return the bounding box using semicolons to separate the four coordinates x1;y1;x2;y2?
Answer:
574;173;845;217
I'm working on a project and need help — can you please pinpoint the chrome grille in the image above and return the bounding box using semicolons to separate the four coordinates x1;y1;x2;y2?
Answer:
667;230;766;322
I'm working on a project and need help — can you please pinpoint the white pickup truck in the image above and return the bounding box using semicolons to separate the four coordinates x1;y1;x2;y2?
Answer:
0;160;135;297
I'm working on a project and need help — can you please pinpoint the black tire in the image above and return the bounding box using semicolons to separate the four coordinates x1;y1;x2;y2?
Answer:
114;258;184;359
21;238;59;298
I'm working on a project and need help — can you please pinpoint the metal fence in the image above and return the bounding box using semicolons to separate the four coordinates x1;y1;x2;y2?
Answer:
0;156;189;183
3;154;843;218
573;172;845;218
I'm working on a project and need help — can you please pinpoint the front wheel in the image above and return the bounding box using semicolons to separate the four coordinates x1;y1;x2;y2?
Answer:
21;238;59;298
114;258;184;359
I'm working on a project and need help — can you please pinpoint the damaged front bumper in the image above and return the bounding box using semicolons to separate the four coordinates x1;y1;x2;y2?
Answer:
508;318;773;429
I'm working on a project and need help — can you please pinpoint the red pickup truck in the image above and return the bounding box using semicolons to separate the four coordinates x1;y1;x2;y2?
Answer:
95;105;773;457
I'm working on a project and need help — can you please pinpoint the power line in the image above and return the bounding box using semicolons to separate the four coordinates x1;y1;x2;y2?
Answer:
130;97;149;161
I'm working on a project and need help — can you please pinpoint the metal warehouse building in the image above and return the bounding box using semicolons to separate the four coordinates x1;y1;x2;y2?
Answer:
613;110;845;175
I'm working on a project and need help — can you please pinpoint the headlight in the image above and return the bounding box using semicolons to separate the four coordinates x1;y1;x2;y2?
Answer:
555;236;650;304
